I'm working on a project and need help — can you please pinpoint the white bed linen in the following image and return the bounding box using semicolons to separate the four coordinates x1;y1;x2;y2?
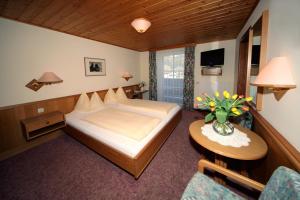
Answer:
65;105;181;158
115;99;178;118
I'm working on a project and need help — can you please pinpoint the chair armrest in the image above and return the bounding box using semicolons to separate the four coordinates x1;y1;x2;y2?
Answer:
198;159;265;192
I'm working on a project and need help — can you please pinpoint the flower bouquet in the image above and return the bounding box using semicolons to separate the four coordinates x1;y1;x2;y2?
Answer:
195;91;252;135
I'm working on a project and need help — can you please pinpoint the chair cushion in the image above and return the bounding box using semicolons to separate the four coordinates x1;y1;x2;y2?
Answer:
259;166;300;200
181;172;245;200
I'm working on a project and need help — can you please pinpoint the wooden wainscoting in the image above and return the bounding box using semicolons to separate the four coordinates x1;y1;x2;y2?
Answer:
0;84;139;161
249;106;300;183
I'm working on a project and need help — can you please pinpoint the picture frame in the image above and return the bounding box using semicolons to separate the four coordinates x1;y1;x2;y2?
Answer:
84;57;106;76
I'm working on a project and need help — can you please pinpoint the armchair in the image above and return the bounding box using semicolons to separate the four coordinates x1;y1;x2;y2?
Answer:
181;159;300;200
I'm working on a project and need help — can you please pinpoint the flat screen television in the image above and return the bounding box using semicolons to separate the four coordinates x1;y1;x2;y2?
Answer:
251;45;261;66
201;48;224;67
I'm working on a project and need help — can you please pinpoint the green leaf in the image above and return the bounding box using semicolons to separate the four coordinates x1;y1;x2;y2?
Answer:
205;113;215;123
216;110;228;123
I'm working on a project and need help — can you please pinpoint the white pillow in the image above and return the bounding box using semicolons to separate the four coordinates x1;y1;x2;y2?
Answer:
90;92;104;111
104;88;118;104
116;87;128;101
74;93;90;112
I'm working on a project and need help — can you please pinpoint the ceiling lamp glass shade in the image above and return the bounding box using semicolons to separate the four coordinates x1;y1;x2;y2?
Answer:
131;18;151;33
251;57;296;89
38;72;63;84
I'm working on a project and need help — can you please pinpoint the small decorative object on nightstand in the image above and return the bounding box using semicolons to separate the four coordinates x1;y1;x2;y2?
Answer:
21;111;66;140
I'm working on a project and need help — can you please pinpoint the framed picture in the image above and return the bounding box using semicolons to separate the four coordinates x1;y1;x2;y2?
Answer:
84;57;106;76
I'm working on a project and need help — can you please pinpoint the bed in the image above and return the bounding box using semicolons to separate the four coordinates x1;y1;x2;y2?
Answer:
117;99;178;118
64;103;182;178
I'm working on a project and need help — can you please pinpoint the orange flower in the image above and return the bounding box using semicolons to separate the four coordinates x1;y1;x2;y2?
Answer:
241;106;249;111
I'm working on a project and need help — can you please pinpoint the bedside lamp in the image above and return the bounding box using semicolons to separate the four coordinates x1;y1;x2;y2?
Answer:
251;57;296;92
38;72;63;84
25;72;63;91
122;72;133;81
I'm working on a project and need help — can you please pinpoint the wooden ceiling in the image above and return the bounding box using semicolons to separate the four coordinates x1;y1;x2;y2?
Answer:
0;0;259;51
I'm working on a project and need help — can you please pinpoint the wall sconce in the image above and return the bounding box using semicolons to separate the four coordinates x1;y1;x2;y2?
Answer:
122;72;133;81
26;72;63;91
251;57;296;99
251;57;296;91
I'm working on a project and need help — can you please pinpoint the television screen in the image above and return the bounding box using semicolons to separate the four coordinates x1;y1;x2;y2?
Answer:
201;48;224;67
251;45;260;66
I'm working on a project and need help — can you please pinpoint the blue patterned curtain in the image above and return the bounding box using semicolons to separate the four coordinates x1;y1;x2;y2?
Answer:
149;51;157;100
183;46;195;110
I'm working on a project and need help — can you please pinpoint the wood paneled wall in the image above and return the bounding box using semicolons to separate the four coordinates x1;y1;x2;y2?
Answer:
249;106;300;183
0;84;139;161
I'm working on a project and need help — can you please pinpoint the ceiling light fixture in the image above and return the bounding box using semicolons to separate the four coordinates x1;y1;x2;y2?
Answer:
131;18;151;33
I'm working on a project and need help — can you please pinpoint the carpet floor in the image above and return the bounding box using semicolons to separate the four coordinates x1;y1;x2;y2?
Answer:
0;111;251;200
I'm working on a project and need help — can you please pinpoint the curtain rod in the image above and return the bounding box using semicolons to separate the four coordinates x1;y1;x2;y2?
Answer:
149;43;196;52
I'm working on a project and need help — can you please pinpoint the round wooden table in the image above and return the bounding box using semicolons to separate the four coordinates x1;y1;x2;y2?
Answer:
189;120;268;183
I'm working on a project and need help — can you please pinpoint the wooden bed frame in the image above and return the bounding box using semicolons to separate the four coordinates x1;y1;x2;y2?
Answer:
63;109;182;178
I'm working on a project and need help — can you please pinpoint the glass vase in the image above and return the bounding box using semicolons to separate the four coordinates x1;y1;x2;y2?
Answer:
212;120;234;136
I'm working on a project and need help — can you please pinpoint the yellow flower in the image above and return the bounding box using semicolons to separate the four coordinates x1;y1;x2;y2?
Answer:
223;90;230;99
233;110;241;115
232;94;238;100
246;97;253;102
209;101;215;107
231;107;237;112
196;97;202;102
215;91;220;97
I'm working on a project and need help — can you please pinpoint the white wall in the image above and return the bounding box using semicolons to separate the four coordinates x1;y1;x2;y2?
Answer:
0;18;140;107
139;51;149;99
139;40;236;101
194;40;236;99
236;0;300;151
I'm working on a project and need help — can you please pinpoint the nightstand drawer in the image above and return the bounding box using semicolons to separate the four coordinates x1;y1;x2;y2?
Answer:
26;114;64;132
21;111;66;140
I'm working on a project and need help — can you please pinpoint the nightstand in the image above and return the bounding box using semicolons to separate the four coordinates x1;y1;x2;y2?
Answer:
21;111;66;140
132;90;149;99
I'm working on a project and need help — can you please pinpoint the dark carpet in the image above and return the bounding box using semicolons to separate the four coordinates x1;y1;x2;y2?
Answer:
0;111;249;200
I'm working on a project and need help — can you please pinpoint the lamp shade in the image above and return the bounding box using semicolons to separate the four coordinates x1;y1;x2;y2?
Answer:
131;18;151;33
122;72;133;81
38;72;63;84
251;57;296;88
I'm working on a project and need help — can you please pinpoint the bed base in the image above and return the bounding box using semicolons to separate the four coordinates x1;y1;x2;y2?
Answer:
63;109;182;178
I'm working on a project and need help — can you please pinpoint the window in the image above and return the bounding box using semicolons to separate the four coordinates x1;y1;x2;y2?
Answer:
157;48;184;105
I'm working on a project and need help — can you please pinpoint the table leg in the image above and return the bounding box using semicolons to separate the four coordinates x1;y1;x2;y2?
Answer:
214;155;227;185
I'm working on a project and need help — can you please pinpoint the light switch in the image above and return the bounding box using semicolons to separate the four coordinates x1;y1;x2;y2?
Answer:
37;107;45;113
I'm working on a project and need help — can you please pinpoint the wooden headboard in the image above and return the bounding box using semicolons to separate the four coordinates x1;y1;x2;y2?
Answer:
249;106;300;183
0;84;139;161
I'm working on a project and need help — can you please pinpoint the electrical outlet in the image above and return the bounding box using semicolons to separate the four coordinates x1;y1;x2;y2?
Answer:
37;107;45;113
